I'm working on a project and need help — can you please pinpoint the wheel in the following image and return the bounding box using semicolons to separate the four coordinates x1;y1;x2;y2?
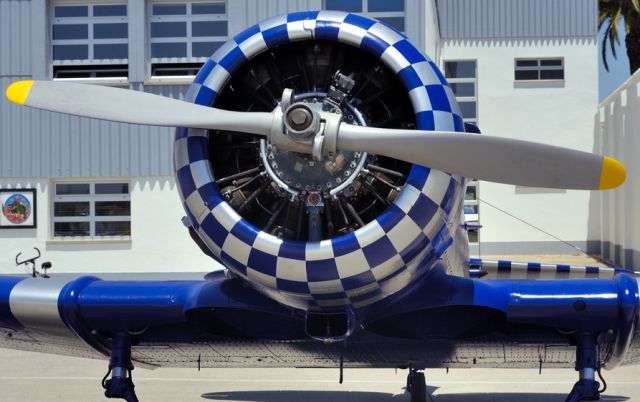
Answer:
410;372;426;402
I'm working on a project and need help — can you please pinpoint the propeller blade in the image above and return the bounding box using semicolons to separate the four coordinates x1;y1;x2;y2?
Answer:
5;80;273;136
337;125;625;190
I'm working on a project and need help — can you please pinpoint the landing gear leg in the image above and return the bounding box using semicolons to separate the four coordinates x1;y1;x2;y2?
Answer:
102;332;139;402
406;367;427;402
566;332;601;402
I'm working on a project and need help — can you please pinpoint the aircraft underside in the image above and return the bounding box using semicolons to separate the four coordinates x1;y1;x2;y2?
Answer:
3;327;640;370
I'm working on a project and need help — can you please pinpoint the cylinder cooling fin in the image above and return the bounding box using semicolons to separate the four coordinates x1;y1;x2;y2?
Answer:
175;11;466;311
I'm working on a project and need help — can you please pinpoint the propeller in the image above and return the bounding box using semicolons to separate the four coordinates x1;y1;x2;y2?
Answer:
4;80;273;136
337;125;625;190
6;80;625;190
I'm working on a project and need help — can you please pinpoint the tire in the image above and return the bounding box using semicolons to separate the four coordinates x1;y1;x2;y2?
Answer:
410;372;426;402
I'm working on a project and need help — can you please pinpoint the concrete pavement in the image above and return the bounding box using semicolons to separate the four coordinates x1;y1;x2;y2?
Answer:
0;348;637;402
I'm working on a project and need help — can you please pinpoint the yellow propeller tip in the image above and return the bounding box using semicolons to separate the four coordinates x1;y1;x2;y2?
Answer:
599;156;626;190
5;80;34;105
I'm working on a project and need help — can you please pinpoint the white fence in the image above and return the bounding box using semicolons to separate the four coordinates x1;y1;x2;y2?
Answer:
595;70;640;268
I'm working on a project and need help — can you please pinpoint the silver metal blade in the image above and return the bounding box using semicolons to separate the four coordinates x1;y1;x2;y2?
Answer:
8;80;273;136
337;125;624;190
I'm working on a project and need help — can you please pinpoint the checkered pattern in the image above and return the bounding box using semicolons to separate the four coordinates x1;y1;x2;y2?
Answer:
468;259;617;280
174;11;466;311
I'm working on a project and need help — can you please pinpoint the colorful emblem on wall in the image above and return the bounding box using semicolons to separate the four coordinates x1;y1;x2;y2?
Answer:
0;189;36;228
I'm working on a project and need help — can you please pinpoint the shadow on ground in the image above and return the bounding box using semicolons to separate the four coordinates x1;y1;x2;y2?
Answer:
201;390;629;402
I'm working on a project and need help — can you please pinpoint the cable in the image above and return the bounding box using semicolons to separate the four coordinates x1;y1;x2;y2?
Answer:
478;197;590;256
597;368;607;393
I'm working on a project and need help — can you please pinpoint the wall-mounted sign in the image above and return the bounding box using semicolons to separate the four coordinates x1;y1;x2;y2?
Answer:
0;189;36;229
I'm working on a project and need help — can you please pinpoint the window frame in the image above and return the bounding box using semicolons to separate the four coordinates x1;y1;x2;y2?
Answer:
443;59;478;125
323;0;406;32
148;0;229;73
50;2;129;68
442;59;479;243
464;181;480;244
514;58;565;82
51;180;131;240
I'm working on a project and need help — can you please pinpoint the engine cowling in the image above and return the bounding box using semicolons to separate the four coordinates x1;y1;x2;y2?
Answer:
175;11;467;311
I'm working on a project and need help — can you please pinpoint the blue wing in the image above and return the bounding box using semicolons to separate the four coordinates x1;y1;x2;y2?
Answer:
1;262;638;370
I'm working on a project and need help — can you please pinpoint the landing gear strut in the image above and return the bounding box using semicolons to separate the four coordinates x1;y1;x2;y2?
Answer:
102;333;139;402
406;367;427;402
566;332;601;402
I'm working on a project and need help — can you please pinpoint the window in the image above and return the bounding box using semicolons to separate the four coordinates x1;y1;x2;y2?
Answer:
515;58;564;81
52;182;131;238
443;60;480;244
324;0;405;32
443;60;477;124
150;1;228;76
51;3;128;79
464;181;479;244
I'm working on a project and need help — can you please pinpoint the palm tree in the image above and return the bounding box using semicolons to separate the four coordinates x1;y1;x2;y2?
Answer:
599;0;640;74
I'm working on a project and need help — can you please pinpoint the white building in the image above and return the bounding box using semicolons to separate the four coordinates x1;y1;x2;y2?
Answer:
0;0;603;274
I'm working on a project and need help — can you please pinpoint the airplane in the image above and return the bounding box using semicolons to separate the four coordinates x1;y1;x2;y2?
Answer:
0;10;634;402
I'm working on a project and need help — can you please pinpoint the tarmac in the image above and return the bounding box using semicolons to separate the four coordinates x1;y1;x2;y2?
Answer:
0;348;638;402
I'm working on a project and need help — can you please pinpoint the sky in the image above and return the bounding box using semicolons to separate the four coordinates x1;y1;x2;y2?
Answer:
599;17;631;102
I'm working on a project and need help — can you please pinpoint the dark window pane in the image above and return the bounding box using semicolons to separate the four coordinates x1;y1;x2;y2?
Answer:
153;4;187;15
53;24;88;40
464;205;478;214
540;69;564;80
325;0;362;12
377;17;404;32
192;41;223;57
95;183;129;194
449;82;475;97
53;45;88;60
56;183;90;195
54;65;128;78
468;229;479;242
516;59;538;67
95;201;131;216
94;5;127;16
55;6;88;18
94;44;128;59
541;59;562;66
465;186;477;200
369;0;404;12
94;23;128;39
515;69;539;80
151;62;202;76
444;61;476;78
96;221;131;236
151;22;187;38
192;21;227;37
458;101;477;119
54;222;90;237
151;42;187;58
54;202;90;217
193;3;226;14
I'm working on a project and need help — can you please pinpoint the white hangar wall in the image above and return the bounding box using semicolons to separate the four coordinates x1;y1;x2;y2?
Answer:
595;70;640;269
437;0;600;255
0;177;217;274
440;37;599;254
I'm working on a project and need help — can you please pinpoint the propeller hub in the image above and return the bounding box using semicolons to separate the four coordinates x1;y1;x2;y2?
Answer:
283;103;319;140
287;107;312;130
261;94;367;195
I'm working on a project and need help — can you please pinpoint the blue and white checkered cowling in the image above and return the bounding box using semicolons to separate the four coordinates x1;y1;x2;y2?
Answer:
174;11;466;311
